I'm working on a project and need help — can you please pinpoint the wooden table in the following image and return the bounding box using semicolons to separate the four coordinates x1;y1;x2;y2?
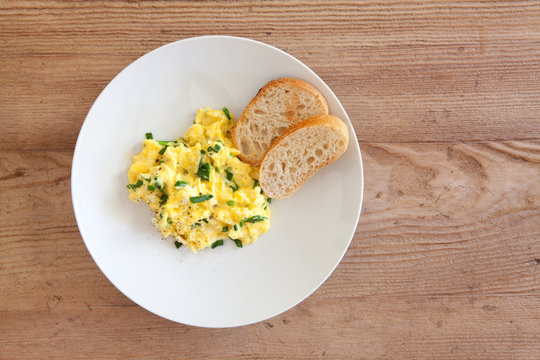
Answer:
1;1;539;359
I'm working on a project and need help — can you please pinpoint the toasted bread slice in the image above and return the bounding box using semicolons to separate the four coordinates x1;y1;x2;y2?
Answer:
259;114;349;199
231;78;329;165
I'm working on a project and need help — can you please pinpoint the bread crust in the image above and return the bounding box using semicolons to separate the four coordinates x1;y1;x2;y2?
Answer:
231;78;329;166
259;114;349;199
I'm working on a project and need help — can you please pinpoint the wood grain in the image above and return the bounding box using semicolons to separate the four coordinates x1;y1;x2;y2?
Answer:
1;1;539;359
1;296;538;359
1;142;539;359
1;1;540;151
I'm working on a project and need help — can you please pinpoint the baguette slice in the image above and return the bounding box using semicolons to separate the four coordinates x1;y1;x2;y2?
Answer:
259;114;349;199
231;78;329;165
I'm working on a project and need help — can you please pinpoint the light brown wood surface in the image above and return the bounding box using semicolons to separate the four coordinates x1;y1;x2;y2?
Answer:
1;1;539;359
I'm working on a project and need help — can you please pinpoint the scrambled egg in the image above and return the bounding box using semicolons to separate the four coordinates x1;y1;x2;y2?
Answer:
127;107;271;252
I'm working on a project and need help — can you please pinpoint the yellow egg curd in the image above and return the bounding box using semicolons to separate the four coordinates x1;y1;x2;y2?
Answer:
126;107;271;252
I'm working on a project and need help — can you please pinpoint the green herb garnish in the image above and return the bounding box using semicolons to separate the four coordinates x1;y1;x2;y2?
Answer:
213;144;222;152
222;226;229;232
229;180;239;192
175;180;188;188
211;240;224;249
145;132;153;140
229;236;243;248
222;107;231;120
253;179;259;188
239;215;267;227
159;146;168;155
234;224;238;231
201;218;208;224
192;222;200;227
126;179;143;189
155;178;164;191
197;161;210;181
227;200;234;206
147;184;156;191
157;140;176;146
267;198;272;204
189;194;213;203
200;149;206;155
225;167;234;181
174;241;183;249
160;194;168;206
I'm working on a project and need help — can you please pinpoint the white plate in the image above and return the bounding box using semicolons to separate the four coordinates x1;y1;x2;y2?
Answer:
72;36;363;327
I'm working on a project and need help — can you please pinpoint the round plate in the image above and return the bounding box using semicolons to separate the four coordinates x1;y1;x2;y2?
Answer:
72;35;363;327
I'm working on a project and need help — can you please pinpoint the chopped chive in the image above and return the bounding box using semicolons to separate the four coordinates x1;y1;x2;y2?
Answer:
159;194;168;206
174;241;183;249
207;146;213;153
222;226;229;232
267;198;272;204
192;222;200;227
214;166;219;172
211;239;224;249
227;200;234;206
183;169;188;175
239;215;267;227
229;181;239;192
167;219;173;224
253;179;259;188
159;146;168;155
145;132;153;139
229;237;243;248
201;218;208;224
234;224;238;231
247;215;267;223
189;194;213;203
147;184;156;191
157;140;176;146
221;107;231;120
225;167;234;181
197;161;210;181
213;144;221;152
200;149;206;155
126;179;144;189
174;180;188;188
